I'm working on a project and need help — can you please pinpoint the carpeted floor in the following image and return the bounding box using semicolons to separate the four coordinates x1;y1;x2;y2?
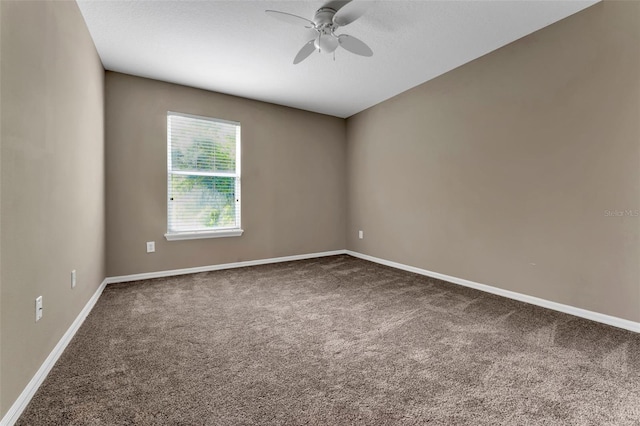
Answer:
17;255;640;425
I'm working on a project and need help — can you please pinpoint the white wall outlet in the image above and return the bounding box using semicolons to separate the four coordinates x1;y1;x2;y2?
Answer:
146;241;155;253
35;296;43;322
71;269;77;288
358;230;364;239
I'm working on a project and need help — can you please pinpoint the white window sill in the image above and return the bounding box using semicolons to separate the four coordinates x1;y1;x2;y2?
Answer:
165;229;244;241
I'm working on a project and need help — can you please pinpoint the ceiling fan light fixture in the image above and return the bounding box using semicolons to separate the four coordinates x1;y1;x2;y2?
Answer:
314;34;339;54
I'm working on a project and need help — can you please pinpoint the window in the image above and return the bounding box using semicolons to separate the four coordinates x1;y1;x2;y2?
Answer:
165;112;242;240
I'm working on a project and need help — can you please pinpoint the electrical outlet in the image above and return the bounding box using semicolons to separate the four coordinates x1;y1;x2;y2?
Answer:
71;270;77;288
146;241;155;253
35;296;43;322
358;230;364;239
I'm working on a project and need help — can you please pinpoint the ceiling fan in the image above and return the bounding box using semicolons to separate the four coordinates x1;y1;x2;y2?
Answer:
266;1;373;64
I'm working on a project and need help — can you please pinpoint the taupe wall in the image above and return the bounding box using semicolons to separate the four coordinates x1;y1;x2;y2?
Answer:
105;73;346;277
1;0;638;420
346;1;640;322
0;1;105;417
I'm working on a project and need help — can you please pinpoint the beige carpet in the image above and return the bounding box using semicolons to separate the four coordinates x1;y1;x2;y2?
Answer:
17;255;640;425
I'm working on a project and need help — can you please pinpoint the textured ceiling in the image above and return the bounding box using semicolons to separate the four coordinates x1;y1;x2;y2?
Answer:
77;0;598;118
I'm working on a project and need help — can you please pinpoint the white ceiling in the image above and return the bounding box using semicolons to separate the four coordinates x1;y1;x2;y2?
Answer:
77;0;598;118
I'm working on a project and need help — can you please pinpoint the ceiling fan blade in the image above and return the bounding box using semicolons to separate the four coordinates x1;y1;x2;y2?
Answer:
293;39;317;64
332;1;369;27
338;34;373;57
266;10;315;28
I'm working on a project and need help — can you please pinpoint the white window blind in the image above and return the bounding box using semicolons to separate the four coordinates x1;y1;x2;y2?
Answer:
166;112;241;239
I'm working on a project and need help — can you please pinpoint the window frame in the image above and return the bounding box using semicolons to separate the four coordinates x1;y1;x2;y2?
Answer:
164;111;243;241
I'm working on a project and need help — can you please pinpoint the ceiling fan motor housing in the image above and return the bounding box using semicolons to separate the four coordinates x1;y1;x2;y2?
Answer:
314;7;337;28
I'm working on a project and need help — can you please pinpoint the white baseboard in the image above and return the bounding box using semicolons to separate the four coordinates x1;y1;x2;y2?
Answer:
1;279;108;426
346;250;640;334
105;250;348;284
3;248;635;425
